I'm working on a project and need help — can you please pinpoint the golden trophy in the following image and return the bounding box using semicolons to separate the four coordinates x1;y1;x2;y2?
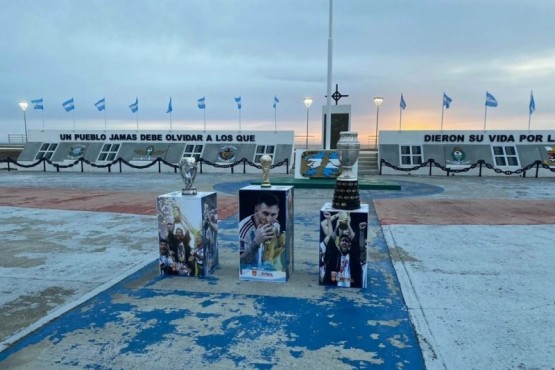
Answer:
260;154;272;188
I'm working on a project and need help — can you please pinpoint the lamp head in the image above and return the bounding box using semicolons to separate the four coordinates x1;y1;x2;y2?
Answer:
373;97;384;107
303;97;313;109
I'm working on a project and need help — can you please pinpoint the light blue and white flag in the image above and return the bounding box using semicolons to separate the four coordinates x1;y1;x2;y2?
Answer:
485;92;498;107
62;98;75;112
443;93;452;109
198;96;206;109
273;96;280;108
31;98;44;110
529;91;535;115
94;98;106;111
166;97;173;113
400;94;407;110
129;98;139;113
235;96;242;110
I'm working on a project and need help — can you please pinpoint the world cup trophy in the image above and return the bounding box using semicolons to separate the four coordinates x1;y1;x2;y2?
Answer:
260;154;272;188
179;157;197;195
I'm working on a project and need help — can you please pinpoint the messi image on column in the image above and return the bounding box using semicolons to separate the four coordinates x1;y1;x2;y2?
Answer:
238;187;293;282
157;192;218;277
319;207;368;288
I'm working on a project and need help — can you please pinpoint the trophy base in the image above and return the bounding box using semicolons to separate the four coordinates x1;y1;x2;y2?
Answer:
260;182;272;188
182;188;197;195
332;179;360;210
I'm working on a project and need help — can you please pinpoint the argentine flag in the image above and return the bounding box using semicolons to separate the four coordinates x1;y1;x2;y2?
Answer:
62;98;75;112
166;97;173;113
31;98;44;110
485;92;498;107
198;96;206;109
443;93;452;109
529;91;535;115
129;98;139;113
95;98;105;111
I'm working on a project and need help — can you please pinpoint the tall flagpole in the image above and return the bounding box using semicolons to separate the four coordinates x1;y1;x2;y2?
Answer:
274;105;277;132
72;110;76;131
136;111;139;131
203;109;206;131
325;0;333;149
440;104;445;131
41;110;45;131
104;105;107;131
483;105;488;131
399;107;402;131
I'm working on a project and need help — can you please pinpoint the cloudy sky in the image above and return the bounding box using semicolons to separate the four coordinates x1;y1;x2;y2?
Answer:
2;0;554;145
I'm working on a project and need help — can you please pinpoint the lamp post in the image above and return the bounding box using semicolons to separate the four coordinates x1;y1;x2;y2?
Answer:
373;97;384;150
18;101;29;143
303;97;313;149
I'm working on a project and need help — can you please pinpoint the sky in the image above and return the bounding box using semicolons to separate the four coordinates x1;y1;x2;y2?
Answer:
2;0;555;146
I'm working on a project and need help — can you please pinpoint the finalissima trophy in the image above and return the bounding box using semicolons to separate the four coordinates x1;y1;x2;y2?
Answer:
179;157;197;195
332;131;361;210
260;154;272;188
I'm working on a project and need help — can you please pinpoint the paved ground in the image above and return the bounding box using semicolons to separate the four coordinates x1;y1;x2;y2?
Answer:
0;171;554;369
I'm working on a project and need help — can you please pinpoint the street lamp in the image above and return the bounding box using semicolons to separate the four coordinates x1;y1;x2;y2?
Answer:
303;97;313;149
373;97;384;150
18;101;29;143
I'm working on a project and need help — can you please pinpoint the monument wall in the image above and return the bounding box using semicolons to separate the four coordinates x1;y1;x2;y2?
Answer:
379;130;555;177
14;129;294;173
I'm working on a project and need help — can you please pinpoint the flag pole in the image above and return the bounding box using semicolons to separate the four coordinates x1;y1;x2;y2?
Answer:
72;110;76;131
104;105;107;131
399;106;402;131
41;110;45;131
325;0;333;149
483;105;488;131
239;108;242;132
440;104;445;131
274;105;277;132
203;109;206;131
169;111;173;131
136;111;139;131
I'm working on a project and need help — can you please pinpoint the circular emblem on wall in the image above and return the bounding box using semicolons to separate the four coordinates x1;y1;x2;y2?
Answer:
451;146;465;162
217;145;237;162
68;144;86;158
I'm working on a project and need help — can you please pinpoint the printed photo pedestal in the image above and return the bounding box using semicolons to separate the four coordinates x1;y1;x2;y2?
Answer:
238;185;294;282
319;203;368;288
156;191;218;278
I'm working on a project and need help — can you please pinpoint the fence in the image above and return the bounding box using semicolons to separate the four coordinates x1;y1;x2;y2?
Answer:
380;158;555;178
0;156;289;174
8;134;26;144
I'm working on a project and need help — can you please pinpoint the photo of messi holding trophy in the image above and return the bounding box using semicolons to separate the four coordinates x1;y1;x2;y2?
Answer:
319;206;368;288
238;187;293;282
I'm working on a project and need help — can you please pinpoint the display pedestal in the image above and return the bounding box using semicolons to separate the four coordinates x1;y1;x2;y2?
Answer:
238;185;294;282
156;191;218;278
319;203;368;288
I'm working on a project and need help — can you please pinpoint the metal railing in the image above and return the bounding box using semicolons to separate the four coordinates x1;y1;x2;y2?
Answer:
0;156;289;174
8;134;26;144
380;158;555;178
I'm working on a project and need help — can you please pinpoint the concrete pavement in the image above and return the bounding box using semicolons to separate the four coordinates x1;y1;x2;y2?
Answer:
0;171;553;369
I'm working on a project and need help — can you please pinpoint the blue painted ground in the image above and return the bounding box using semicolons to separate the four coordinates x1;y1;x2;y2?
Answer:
0;180;444;369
